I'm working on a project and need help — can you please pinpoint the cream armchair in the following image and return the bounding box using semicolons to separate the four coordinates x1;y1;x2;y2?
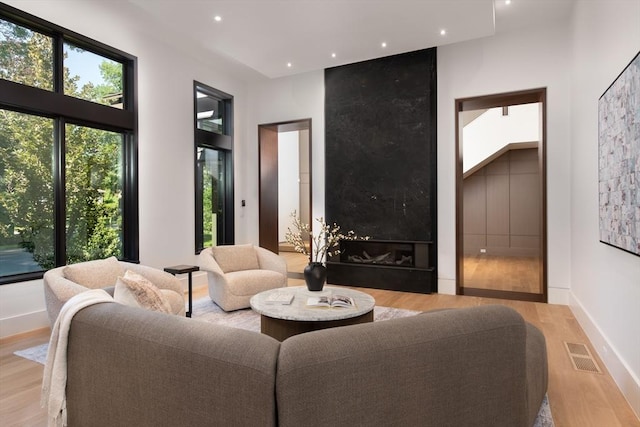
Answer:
198;244;288;311
43;256;185;325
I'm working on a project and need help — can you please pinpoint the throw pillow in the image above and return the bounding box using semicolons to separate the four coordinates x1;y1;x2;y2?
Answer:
211;244;259;273
63;256;124;288
114;270;172;314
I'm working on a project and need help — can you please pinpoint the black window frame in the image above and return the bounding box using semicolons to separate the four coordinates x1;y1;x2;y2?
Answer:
194;81;234;253
0;3;138;285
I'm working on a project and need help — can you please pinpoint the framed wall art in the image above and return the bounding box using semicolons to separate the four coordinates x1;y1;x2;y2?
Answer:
598;51;640;256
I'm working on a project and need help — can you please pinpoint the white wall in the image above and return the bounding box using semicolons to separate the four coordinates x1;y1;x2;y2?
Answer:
462;103;540;173
278;131;300;242
0;0;252;337
569;0;640;415
463;104;539;173
240;71;325;245
438;23;573;300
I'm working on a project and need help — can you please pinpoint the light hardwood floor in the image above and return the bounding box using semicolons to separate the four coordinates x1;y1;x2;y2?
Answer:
1;281;638;426
464;254;541;294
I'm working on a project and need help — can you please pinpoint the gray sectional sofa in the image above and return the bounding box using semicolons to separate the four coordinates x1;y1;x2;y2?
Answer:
65;303;547;426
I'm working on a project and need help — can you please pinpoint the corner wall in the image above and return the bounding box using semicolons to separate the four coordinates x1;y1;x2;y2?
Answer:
569;0;640;415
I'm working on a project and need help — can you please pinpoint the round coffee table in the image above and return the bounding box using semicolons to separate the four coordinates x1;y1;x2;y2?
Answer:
250;286;375;341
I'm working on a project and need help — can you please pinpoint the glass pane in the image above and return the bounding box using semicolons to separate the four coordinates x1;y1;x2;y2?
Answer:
0;110;55;276
0;18;53;91
199;147;225;247
63;42;124;109
65;124;123;264
196;90;223;134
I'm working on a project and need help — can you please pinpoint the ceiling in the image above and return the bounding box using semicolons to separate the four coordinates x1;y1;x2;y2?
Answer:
128;0;575;80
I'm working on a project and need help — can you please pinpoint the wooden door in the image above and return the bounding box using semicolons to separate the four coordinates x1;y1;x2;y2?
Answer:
259;126;279;253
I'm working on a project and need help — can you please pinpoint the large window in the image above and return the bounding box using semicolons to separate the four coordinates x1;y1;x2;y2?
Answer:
194;82;233;252
0;5;137;284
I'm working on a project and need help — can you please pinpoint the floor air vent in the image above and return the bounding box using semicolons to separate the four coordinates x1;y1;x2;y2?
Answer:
564;342;602;374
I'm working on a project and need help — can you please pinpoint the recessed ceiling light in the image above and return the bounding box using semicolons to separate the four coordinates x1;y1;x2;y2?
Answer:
331;53;336;58
440;29;446;36
287;62;292;68
505;0;511;4
381;42;387;48
214;15;222;22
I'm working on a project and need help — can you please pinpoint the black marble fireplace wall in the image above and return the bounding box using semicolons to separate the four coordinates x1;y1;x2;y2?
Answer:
324;48;437;293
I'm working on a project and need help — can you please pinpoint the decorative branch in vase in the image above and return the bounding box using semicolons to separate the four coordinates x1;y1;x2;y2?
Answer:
285;210;369;291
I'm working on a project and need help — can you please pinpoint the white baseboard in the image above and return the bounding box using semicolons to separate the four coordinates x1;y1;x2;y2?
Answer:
193;271;208;287
0;310;49;339
547;287;570;305
569;293;640;418
175;271;208;291
437;278;456;295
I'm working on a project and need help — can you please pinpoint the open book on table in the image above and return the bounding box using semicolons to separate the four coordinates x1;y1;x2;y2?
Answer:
306;293;356;308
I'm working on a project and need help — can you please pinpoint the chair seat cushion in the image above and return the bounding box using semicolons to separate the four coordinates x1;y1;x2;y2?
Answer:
225;270;286;297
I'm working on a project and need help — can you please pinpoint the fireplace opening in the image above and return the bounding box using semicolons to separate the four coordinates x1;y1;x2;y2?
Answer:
328;239;434;293
339;240;429;269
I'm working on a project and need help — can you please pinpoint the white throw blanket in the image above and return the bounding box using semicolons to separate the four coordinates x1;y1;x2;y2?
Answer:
41;289;114;427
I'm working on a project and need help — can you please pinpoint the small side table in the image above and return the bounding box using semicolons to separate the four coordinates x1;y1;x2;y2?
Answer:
164;265;199;317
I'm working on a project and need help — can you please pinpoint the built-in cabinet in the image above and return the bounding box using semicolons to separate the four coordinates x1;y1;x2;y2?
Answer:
463;148;540;257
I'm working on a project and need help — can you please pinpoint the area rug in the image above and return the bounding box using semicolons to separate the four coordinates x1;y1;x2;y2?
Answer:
14;298;553;426
189;296;419;333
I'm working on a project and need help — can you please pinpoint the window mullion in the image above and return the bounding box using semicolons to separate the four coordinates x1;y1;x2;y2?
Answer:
122;131;139;262
53;118;66;267
53;33;64;94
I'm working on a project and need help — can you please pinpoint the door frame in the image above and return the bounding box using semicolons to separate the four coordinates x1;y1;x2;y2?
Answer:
455;88;547;302
258;118;312;254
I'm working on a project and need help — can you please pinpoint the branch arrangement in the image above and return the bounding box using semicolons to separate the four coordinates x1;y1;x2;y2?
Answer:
285;210;369;264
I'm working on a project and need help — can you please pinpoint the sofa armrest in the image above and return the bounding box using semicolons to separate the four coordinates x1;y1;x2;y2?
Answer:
277;305;540;427
525;322;549;425
43;268;92;325
255;246;288;277
66;303;280;427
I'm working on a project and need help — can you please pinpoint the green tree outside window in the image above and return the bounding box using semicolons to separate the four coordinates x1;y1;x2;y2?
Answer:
0;18;125;275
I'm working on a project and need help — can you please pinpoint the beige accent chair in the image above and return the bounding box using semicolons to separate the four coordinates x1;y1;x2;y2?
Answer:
43;256;185;325
198;244;288;311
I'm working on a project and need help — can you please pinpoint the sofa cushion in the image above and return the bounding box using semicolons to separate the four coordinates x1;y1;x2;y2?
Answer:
225;270;286;296
114;270;172;314
63;256;124;288
211;244;259;273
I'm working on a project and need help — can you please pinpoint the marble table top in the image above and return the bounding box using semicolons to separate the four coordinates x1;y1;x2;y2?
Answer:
250;286;375;322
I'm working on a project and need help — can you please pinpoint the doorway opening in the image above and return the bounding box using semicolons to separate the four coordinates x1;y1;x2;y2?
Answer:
258;119;312;276
456;89;547;302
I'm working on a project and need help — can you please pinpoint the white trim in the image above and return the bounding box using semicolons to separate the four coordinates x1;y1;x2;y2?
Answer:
0;310;49;339
547;287;570;305
173;270;208;291
569;292;640;418
437;278;457;295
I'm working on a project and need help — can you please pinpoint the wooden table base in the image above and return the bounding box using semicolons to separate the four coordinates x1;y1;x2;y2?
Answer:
260;310;374;341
